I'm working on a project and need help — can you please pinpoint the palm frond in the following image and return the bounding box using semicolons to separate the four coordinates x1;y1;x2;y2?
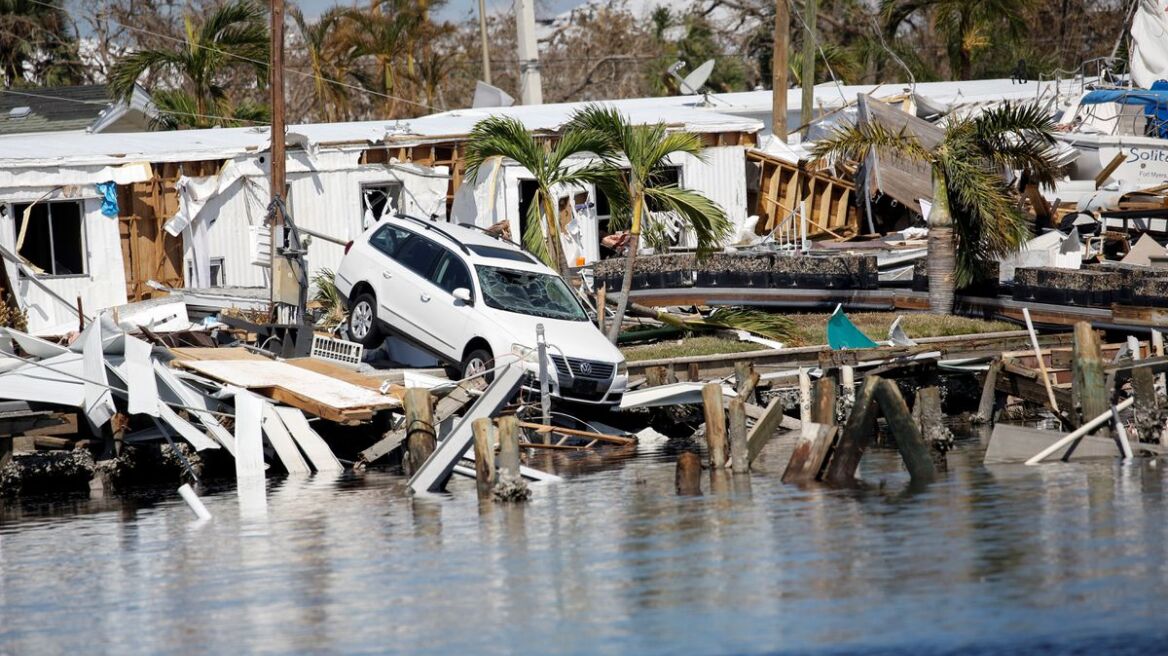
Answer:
940;149;1031;286
108;48;187;100
464;116;546;180
643;185;731;256
522;188;552;267
691;308;795;342
809;122;933;169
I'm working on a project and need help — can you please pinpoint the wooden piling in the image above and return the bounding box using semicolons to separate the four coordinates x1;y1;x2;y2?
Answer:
876;379;936;482
403;387;436;476
839;365;855;416
798;368;812;430
471;417;496;499
734;361;759;401
728;397;749;473
675;451;702;495
822;376;879;486
782;423;836;484
975;358;1003;424
1072;322;1108;436
493;415;529;501
1132;363;1160;445
701;383;728;468
687;362;701;382
812;377;836;425
913;385;949;471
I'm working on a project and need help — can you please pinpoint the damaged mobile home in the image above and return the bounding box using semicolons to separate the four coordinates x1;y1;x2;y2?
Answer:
0;100;761;335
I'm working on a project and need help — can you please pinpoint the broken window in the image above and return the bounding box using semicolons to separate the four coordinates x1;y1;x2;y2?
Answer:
361;182;403;225
12;200;86;276
185;257;225;287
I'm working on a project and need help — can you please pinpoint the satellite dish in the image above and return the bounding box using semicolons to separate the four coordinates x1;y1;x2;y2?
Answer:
472;81;515;108
675;59;715;95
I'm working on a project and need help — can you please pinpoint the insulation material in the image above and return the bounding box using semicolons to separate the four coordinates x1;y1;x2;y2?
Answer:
1131;0;1168;90
451;156;505;227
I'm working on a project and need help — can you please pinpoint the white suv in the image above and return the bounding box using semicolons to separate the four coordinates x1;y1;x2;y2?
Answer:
335;215;628;406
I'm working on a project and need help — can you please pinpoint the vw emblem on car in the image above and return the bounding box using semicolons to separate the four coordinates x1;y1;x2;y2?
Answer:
578;362;592;375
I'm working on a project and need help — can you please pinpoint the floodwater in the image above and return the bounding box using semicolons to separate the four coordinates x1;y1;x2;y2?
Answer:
3;435;1168;655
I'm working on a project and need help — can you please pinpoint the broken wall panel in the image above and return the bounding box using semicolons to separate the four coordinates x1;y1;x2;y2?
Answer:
747;149;858;240
857;95;944;216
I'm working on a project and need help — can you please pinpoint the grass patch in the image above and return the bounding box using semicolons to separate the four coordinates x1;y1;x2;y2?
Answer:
784;312;1016;347
619;312;1017;361
621;335;766;362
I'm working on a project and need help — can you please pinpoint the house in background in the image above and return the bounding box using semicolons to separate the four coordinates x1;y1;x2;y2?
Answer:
0;84;157;135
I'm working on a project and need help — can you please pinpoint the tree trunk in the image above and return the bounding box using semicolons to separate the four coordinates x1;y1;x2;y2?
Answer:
541;194;571;280
605;197;645;343
927;167;956;314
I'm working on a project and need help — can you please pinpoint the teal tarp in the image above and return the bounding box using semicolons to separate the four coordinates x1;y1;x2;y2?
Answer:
827;307;878;349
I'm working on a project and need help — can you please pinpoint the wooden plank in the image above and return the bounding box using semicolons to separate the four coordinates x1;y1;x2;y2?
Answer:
169;347;269;362
272;406;343;473
782;423;836;483
746;396;790;465
702;383;727;468
516;421;634;445
260;402;311;474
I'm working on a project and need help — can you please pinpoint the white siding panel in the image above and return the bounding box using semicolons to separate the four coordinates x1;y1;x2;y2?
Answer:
673;146;749;247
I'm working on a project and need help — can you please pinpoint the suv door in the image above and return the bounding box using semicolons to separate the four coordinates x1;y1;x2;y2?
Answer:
418;250;474;354
388;232;458;358
365;223;415;326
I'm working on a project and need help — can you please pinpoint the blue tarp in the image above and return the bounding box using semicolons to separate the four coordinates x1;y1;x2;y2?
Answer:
95;181;118;217
1081;84;1168;138
826;306;878;350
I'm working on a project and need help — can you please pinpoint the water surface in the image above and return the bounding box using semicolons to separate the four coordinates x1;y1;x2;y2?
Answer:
2;437;1167;655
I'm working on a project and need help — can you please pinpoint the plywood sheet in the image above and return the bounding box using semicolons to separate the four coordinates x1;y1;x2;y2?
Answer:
178;359;396;422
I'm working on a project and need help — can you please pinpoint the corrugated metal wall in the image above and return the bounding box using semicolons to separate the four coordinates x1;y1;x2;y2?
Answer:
0;192;128;334
196;157;449;290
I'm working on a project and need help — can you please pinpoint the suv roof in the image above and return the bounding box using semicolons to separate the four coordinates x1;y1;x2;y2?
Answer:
387;215;544;268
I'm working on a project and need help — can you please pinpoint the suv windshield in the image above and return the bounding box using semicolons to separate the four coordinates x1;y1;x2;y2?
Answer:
476;266;587;321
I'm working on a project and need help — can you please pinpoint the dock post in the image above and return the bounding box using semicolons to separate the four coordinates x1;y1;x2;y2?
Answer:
701;383;728;468
822;376;879;485
676;451;702;495
493;415;529;501
471;417;496;500
798;368;812;431
812;376;836;425
975;358;1003;424
403;387;436;476
734;361;758;402
840;365;855;417
687;363;701;382
875;379;936;483
728;397;749;473
1153;329;1165;395
913;385;950;471
1072;322;1108;437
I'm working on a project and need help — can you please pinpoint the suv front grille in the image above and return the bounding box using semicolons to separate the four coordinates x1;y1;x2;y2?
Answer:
552;356;614;380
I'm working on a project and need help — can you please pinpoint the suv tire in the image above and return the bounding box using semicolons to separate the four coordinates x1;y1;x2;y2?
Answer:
461;347;494;383
347;292;382;348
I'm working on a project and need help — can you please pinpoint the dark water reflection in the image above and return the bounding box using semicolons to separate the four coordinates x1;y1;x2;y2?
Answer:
3;437;1168;655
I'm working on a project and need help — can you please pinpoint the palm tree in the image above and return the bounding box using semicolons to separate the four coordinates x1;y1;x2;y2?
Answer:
346;0;422;118
109;0;268;129
0;0;82;86
566;105;732;343
881;0;1031;79
290;6;366;123
811;103;1060;313
464;116;612;279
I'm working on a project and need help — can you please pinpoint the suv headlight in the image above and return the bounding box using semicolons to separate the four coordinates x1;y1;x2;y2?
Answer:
511;344;536;361
616;360;628;377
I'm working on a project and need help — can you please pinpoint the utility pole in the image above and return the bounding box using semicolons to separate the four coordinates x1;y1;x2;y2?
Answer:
269;0;297;323
515;0;542;104
800;0;816;137
478;0;492;84
771;0;788;140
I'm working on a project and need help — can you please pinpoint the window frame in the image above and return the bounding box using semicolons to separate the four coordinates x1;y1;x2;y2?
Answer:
9;199;89;279
361;181;405;225
186;256;226;287
427;249;474;299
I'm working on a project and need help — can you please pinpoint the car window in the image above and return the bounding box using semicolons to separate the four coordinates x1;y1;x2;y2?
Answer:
475;265;587;321
368;224;412;258
430;251;473;295
395;235;445;276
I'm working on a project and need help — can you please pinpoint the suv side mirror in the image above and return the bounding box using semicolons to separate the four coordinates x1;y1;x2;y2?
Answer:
453;287;473;304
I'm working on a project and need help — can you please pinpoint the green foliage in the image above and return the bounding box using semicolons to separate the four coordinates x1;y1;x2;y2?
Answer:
109;0;268;129
0;0;82;86
311;268;347;331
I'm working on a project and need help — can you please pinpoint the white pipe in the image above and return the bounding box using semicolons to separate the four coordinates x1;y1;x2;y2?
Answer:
1025;396;1134;465
178;483;212;520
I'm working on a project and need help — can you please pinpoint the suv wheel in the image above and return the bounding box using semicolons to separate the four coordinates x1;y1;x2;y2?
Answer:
461;347;494;384
348;292;382;348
